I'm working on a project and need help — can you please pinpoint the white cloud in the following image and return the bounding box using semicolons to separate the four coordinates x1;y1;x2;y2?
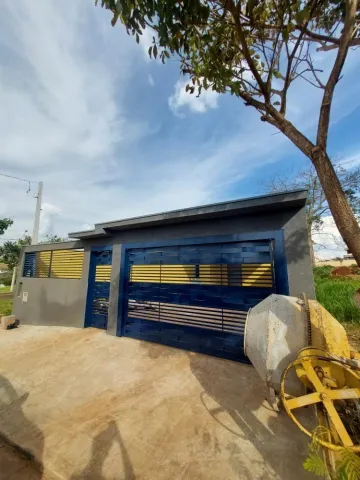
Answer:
168;78;219;116
0;0;359;253
0;1;129;169
313;216;347;260
39;203;62;237
338;148;360;168
148;73;155;87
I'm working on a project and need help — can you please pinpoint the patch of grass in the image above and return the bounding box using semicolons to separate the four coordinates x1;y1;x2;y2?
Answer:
0;298;13;317
315;277;360;324
313;265;335;280
0;285;10;293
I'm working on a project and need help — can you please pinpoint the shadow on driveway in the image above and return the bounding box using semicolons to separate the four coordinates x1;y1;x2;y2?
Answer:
0;375;44;479
70;421;134;480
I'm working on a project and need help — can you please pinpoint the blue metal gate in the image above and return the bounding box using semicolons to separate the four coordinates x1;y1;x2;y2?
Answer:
85;247;112;330
120;238;282;362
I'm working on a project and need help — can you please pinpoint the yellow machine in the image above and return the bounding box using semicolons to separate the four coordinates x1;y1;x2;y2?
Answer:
281;297;360;453
245;294;360;475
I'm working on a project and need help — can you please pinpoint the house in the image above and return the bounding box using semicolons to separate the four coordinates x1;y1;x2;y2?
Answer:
13;190;314;363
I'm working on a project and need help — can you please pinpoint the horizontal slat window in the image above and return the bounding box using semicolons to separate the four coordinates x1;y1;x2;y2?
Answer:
36;251;51;278
23;249;84;279
129;263;273;288
128;300;247;334
50;250;84;279
95;265;112;283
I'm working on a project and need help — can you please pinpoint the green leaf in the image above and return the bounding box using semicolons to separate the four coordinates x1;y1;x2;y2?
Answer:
153;44;158;59
148;46;152;59
296;7;311;25
136;33;140;44
336;449;360;480
246;0;257;16
164;50;170;58
111;12;119;27
282;27;289;42
273;101;280;106
303;452;327;477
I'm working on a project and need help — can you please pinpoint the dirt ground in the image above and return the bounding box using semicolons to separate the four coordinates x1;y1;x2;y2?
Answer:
344;323;360;351
0;437;48;480
0;325;314;480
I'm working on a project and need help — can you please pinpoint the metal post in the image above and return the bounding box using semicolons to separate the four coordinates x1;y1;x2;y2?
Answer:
31;181;43;245
10;266;17;292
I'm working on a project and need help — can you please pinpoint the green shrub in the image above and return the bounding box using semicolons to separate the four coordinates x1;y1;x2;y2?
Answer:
0;299;12;316
0;272;12;286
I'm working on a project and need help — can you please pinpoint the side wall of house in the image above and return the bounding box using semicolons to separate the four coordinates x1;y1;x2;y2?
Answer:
13;206;315;330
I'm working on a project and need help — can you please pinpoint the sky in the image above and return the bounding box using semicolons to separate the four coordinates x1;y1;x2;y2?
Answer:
0;0;359;260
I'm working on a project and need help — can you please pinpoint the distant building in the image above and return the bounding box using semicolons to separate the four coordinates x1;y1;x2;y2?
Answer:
344;249;354;260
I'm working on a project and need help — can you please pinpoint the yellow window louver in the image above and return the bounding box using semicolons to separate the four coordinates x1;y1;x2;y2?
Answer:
36;251;51;277
32;249;85;279
129;263;273;288
50;250;84;279
95;265;112;283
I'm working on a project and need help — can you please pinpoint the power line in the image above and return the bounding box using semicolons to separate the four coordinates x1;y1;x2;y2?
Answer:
0;172;43;244
0;171;39;196
0;172;36;183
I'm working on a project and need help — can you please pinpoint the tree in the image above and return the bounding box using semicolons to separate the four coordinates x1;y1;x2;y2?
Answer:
0;218;13;236
96;0;360;265
263;162;360;262
40;234;68;244
0;236;31;270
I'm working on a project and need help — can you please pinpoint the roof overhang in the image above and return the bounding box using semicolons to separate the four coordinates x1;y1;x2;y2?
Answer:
69;189;307;240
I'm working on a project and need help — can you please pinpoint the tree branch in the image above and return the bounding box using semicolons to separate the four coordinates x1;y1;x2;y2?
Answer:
316;0;359;149
228;0;270;102
239;91;267;112
302;27;360;47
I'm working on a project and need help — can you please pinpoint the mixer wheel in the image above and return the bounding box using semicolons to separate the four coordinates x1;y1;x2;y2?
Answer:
280;355;360;451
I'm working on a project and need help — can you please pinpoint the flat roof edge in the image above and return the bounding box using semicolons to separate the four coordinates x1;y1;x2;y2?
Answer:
69;189;307;239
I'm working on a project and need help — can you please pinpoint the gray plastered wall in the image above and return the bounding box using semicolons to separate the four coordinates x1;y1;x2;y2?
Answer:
13;241;90;328
13;204;315;333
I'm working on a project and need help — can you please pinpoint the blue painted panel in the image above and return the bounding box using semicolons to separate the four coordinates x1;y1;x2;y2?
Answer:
23;252;36;277
117;231;289;363
85;248;112;330
127;283;271;310
120;238;282;363
123;317;249;362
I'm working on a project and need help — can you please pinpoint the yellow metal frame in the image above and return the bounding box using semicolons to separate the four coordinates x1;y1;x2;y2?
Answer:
281;354;360;451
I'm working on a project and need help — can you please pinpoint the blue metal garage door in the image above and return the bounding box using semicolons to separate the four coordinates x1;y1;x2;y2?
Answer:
121;240;277;362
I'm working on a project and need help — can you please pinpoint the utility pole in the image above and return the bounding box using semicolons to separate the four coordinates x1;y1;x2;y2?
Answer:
31;181;43;245
0;173;43;244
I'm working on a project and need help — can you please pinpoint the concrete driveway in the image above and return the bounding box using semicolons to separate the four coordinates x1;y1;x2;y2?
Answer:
0;326;313;480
